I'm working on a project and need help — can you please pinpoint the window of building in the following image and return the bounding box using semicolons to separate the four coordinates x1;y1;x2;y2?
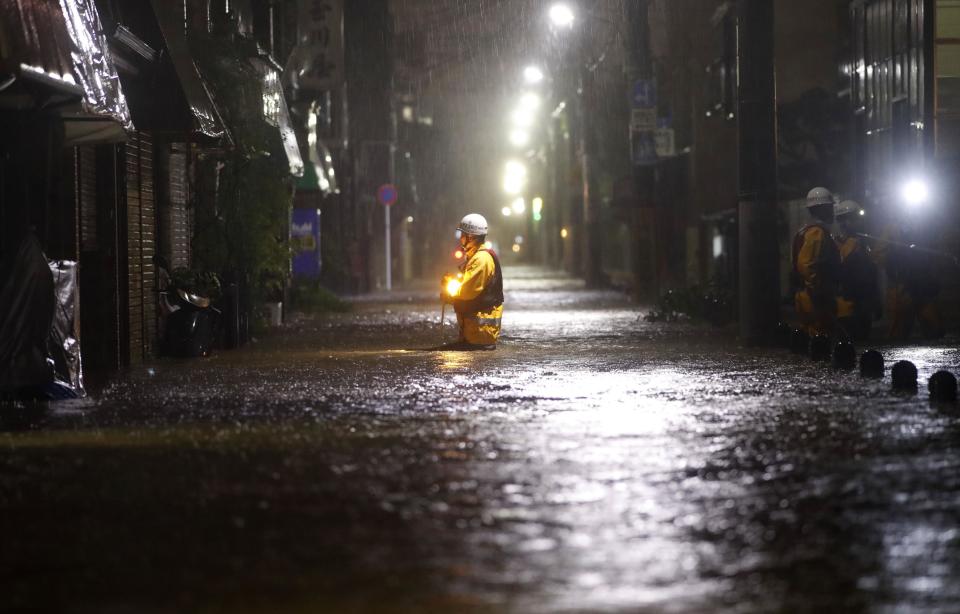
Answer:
936;0;960;156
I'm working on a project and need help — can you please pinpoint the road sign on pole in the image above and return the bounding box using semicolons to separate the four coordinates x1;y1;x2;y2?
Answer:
377;184;398;290
377;184;398;206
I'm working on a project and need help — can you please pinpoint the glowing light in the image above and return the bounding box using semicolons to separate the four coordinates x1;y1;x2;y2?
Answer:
454;250;464;259
503;160;528;194
560;227;569;239
406;216;414;223
509;129;530;147
502;207;513;217
902;179;930;207
549;3;575;28
520;92;542;112
483;241;493;249
511;108;535;129
514;235;524;245
512;244;521;253
524;66;545;84
445;278;462;296
532;197;543;214
511;197;526;214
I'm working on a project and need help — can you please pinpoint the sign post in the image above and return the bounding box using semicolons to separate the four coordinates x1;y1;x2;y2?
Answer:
377;184;398;290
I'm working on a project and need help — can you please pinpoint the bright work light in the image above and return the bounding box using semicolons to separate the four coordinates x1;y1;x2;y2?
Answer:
902;179;930;207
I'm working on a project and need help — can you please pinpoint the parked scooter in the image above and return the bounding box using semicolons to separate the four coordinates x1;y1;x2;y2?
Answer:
160;288;220;358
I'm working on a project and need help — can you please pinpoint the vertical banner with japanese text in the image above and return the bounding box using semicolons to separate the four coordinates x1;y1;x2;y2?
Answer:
297;0;344;92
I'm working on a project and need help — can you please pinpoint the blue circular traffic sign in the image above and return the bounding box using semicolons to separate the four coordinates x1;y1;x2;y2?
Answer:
377;184;398;206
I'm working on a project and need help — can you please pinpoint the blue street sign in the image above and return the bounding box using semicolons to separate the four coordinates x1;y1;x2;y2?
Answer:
632;80;656;108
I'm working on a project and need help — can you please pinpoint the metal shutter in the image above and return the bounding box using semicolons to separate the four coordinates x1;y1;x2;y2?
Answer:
162;143;191;269
124;131;157;364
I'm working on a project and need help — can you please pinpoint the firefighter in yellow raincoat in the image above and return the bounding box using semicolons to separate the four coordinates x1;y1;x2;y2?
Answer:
873;221;944;341
441;213;503;350
791;187;840;336
834;200;878;341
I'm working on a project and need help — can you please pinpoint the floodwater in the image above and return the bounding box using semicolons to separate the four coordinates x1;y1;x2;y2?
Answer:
3;267;960;612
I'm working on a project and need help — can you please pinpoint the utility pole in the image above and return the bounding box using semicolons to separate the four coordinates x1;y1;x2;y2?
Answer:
624;0;656;300
737;0;780;344
579;63;603;287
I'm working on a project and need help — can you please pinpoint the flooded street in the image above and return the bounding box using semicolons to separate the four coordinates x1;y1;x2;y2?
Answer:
4;267;960;612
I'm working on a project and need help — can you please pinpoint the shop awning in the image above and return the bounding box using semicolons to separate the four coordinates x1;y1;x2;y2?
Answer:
0;0;132;142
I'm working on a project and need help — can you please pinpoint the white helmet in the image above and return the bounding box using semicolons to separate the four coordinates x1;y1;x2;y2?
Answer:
806;187;835;207
457;213;488;236
835;199;861;218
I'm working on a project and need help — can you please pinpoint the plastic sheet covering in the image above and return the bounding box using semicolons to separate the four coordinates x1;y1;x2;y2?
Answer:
0;235;55;392
255;59;304;177
0;0;78;92
149;0;228;141
276;79;304;177
47;260;85;397
59;0;132;130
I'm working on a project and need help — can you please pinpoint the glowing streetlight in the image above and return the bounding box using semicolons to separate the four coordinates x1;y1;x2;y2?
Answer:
509;129;530;148
549;3;575;28
523;65;545;85
519;92;541;112
501;206;513;217
510;107;535;129
503;160;527;195
511;197;526;214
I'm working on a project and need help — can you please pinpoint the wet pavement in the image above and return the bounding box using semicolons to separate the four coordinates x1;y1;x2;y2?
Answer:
4;266;960;612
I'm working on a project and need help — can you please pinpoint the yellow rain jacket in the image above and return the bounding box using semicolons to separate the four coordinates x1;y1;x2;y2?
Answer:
452;247;504;346
835;234;876;319
791;223;840;335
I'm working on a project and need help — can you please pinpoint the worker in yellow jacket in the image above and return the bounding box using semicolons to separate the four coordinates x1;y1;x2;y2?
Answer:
441;213;503;350
834;200;878;340
791;187;840;336
873;221;944;341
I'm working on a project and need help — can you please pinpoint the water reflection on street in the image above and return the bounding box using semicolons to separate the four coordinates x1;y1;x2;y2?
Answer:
3;267;960;612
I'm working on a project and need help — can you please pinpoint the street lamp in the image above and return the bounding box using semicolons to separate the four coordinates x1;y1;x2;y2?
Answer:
510;107;535;129
519;92;542;112
549;3;575;28
509;129;530;148
523;65;545;85
503;160;527;195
